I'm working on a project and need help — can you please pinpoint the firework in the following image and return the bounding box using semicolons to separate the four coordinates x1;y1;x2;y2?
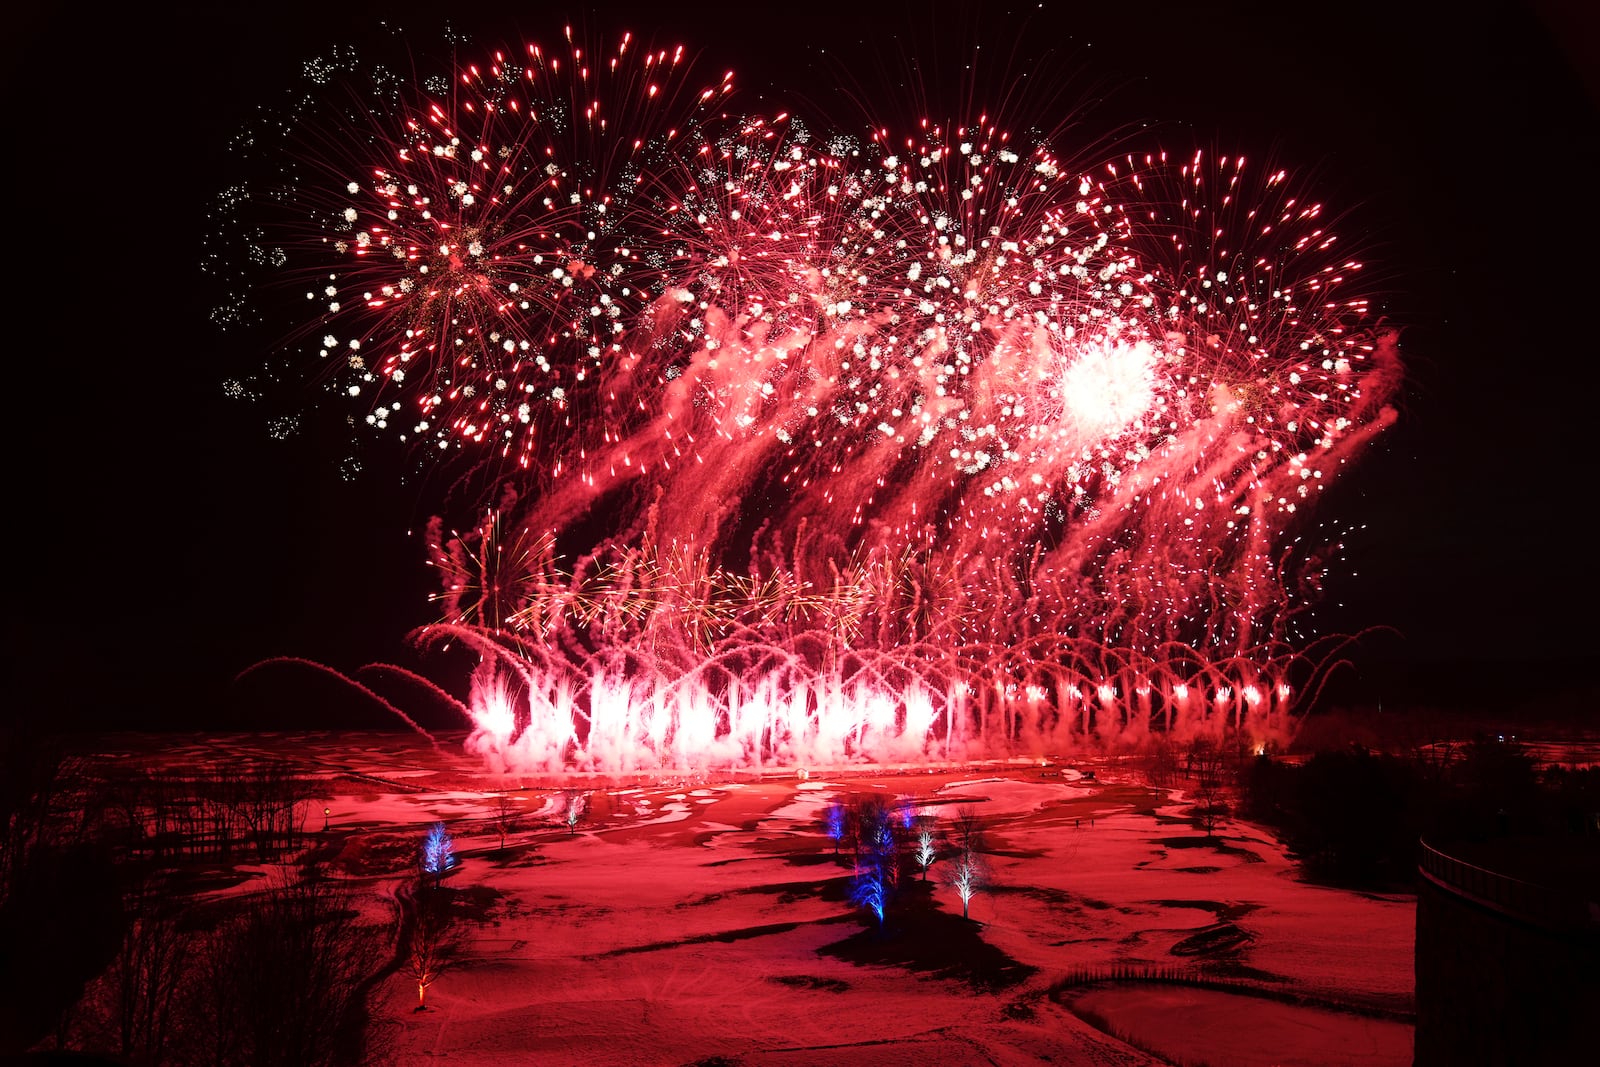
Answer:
229;29;732;476
239;29;1401;773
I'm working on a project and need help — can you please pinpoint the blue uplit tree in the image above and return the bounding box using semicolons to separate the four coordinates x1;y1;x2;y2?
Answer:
895;795;918;830
850;807;899;927
823;800;847;853
421;822;455;887
848;794;892;866
851;861;887;925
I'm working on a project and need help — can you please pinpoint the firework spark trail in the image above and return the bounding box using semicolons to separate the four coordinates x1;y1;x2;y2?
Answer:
237;30;1402;773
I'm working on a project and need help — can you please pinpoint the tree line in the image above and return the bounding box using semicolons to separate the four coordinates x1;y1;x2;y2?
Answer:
1237;735;1600;887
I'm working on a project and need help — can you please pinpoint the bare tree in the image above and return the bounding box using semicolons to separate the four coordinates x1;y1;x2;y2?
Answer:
187;873;385;1067
943;846;988;920
1145;734;1180;788
491;795;519;854
106;875;192;1067
202;766;247;859
914;821;938;881
1188;738;1230;836
398;881;460;1011
0;732;75;907
951;804;985;853
201;761;311;860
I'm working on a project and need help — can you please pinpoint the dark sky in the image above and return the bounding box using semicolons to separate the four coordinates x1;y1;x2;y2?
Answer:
10;1;1598;729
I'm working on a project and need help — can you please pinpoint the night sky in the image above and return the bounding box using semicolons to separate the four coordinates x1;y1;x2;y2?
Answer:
11;1;1598;731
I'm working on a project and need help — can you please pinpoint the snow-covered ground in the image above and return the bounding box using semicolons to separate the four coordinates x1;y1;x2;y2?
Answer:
97;733;1417;1066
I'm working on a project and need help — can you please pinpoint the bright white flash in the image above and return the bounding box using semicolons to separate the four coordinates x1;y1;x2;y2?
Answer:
1058;339;1160;440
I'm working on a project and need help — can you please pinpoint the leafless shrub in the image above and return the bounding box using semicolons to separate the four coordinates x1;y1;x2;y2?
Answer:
185;873;385;1067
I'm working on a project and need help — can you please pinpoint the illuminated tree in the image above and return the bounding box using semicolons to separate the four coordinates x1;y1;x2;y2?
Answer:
561;791;587;836
851;861;888;926
847;795;893;866
914;822;937;881
894;796;918;830
822;801;846;853
420;822;455;886
851;816;898;927
944;847;988;921
399;881;459;1011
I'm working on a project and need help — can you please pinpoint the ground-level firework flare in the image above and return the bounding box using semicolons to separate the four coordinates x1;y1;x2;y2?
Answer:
237;28;1402;773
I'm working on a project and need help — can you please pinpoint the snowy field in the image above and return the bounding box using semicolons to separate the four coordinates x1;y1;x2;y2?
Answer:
99;733;1416;1066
